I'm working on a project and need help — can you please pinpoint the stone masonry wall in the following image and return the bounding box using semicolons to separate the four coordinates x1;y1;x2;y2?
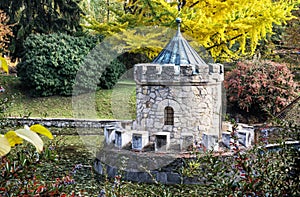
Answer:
136;85;215;142
134;63;224;146
4;117;133;129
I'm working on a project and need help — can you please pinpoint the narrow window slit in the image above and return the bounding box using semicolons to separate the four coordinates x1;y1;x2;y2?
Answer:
164;106;174;125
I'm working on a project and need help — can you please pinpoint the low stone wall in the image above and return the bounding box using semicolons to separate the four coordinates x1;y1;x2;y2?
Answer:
4;117;133;129
94;156;204;184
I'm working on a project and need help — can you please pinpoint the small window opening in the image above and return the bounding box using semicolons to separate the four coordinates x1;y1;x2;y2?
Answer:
164;106;174;125
156;135;167;150
132;134;142;150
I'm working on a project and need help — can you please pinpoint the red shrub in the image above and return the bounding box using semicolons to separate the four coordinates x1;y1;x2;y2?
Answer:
224;60;298;120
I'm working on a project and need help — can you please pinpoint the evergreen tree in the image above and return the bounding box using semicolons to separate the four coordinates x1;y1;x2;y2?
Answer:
0;0;83;58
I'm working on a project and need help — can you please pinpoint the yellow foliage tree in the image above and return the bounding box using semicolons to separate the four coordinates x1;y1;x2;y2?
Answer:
82;0;299;61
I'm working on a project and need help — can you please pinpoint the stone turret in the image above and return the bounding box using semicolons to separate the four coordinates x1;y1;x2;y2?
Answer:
134;18;224;151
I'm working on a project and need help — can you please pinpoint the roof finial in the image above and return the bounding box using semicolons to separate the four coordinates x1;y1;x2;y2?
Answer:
176;17;181;35
176;1;185;34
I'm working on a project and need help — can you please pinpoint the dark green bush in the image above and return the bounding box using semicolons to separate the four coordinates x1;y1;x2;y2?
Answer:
17;33;102;96
17;33;128;96
98;58;126;89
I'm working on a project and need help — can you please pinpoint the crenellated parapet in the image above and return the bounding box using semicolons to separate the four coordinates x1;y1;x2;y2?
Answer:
134;63;224;85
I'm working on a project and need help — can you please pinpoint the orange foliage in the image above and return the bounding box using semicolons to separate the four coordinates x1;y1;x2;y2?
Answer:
0;10;13;54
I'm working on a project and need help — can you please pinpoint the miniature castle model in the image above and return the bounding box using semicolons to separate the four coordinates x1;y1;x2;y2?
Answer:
133;18;224;151
97;17;257;181
97;18;227;183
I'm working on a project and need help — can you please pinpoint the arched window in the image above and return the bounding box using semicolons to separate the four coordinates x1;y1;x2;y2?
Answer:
164;106;174;125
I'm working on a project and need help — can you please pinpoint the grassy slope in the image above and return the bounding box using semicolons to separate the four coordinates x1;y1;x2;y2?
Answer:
0;75;136;119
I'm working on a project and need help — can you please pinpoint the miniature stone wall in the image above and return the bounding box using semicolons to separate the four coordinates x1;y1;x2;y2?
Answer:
5;117;133;129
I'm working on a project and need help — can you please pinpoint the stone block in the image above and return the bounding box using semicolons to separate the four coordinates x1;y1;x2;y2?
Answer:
222;121;233;132
238;130;251;147
166;172;181;184
222;132;231;148
137;172;153;183
156;172;167;184
161;66;175;80
104;125;115;145
94;160;103;175
197;64;209;72
169;142;180;152
222;131;243;150
145;65;159;80
208;63;222;74
237;123;255;143
115;129;132;149
154;132;170;152
106;165;118;177
180;133;194;151
180;65;194;76
132;131;149;151
134;65;143;81
124;171;138;182
202;133;219;151
142;88;148;95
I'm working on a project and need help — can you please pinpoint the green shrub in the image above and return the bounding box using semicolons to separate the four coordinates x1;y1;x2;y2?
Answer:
0;136;79;196
17;33;129;96
224;60;298;122
179;123;300;196
17;33;103;97
17;34;125;96
98;59;126;89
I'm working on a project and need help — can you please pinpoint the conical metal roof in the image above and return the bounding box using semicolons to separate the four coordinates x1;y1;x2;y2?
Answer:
152;18;207;66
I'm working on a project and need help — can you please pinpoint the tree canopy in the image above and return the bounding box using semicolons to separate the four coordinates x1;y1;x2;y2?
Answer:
0;0;83;58
82;0;299;61
0;10;13;54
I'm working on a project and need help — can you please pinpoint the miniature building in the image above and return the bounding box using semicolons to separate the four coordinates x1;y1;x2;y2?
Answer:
104;125;115;145
154;132;171;151
132;131;149;150
134;18;224;150
115;129;132;149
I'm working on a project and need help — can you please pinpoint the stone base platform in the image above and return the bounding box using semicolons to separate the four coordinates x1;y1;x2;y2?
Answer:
94;146;206;184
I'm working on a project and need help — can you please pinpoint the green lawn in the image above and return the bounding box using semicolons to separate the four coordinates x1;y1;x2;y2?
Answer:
0;75;136;119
